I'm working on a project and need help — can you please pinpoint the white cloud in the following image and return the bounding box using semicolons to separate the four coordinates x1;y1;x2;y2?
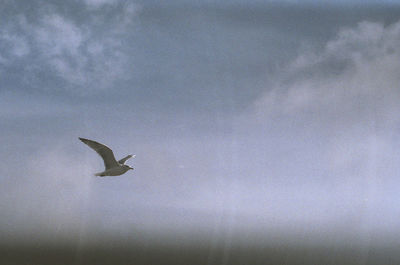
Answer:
237;20;400;232
5;34;30;57
0;17;30;75
257;20;400;171
255;20;400;127
0;2;139;92
34;14;84;57
0;30;30;61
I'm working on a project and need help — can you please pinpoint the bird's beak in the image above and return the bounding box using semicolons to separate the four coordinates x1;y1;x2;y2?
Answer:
129;167;134;170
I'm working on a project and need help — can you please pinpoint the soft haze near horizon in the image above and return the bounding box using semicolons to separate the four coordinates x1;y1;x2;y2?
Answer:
2;0;400;253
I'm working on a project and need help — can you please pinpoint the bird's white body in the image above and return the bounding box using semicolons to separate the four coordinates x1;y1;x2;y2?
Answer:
79;137;135;177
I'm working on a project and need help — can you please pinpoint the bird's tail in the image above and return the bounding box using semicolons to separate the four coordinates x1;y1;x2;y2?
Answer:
95;172;105;177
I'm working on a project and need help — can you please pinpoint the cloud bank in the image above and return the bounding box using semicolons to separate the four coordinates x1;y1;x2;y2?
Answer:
238;20;400;235
256;20;400;123
2;5;400;246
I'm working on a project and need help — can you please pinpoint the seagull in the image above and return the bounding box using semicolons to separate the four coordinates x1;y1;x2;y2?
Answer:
79;137;135;177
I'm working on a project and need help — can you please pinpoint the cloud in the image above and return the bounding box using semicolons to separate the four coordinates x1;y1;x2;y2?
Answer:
255;20;400;123
0;1;140;92
83;0;119;9
34;14;83;57
0;33;30;58
0;16;30;63
237;20;400;233
3;9;400;244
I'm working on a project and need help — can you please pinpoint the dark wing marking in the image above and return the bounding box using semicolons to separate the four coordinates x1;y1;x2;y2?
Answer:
79;138;119;170
118;154;135;164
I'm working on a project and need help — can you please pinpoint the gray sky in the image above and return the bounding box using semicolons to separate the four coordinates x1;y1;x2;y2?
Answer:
1;0;400;247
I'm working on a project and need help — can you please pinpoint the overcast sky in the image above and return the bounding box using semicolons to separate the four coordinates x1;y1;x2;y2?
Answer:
1;0;400;248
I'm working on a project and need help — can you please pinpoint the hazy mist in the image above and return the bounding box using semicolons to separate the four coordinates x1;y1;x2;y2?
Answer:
2;0;400;264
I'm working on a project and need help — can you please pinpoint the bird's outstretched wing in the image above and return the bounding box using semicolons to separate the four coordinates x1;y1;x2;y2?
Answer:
118;154;136;164
79;138;119;170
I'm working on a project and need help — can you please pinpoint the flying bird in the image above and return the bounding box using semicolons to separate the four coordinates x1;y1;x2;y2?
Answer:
79;137;135;176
